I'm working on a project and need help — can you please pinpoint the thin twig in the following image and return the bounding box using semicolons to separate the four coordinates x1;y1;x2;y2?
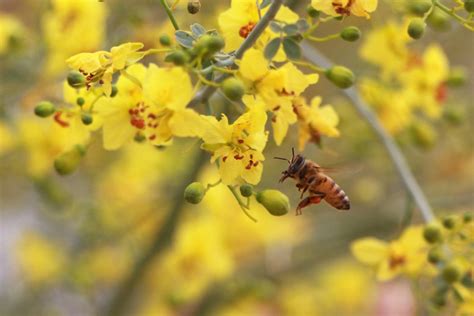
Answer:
103;150;208;316
103;2;286;314
301;42;435;223
187;0;284;108
159;0;180;30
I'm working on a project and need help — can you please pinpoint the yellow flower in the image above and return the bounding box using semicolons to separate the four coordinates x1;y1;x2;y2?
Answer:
42;0;106;76
239;48;318;145
75;246;131;286
312;0;378;18
16;232;66;284
400;44;449;118
0;13;25;54
62;80;103;129
66;42;145;96
218;0;298;60
18;116;90;177
293;96;340;150
199;105;268;185
351;226;428;281
149;216;234;302
360;21;411;79
359;78;413;134
314;259;375;314
0;121;15;155
95;63;200;150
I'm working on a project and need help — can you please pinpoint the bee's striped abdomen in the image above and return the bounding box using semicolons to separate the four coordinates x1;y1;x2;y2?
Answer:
316;174;350;210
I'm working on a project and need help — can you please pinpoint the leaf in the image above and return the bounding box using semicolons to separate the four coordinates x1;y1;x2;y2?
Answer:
282;37;301;60
191;23;206;37
175;31;195;48
283;24;299;36
206;29;218;36
296;19;309;32
269;21;282;33
260;0;272;9
264;38;281;60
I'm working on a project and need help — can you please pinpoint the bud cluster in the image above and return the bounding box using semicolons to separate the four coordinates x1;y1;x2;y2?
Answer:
422;213;473;310
167;23;225;68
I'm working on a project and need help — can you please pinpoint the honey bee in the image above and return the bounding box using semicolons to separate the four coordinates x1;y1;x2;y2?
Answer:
275;148;350;215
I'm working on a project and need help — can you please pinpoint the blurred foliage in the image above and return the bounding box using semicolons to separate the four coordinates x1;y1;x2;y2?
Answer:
0;0;473;316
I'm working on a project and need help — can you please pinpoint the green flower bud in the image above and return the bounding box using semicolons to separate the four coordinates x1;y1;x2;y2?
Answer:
407;0;432;16
442;215;456;229
446;67;467;87
325;66;355;89
423;223;443;243
165;50;189;66
256;189;290;216
76;97;85;106
306;5;320;18
67;71;86;88
221;77;245;101
187;0;201;14
184;182;206;204
427;246;444;264
427;7;451;31
206;35;225;53
463;212;473;223
443;107;464;125
240;184;254;197
54;145;85;176
410;122;436;149
465;0;474;13
407;18;426;39
134;133;146;143
159;34;172;46
110;85;119;97
430;293;447;308
81;113;93;125
340;26;361;42
195;35;225;56
442;261;463;283
34;101;56;118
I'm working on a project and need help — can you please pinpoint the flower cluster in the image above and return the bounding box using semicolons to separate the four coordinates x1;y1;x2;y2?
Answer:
33;0;374;192
352;212;474;314
358;21;466;146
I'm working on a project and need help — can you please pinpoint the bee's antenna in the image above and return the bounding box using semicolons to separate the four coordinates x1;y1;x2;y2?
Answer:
274;157;290;164
291;147;295;161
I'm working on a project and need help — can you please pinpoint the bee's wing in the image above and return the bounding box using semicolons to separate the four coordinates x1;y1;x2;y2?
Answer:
318;164;363;175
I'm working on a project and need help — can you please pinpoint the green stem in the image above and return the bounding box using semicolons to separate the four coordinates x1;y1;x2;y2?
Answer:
433;0;474;29
159;0;180;30
205;179;222;192
187;0;285;108
228;185;257;222
145;48;172;55
304;33;340;42
121;69;143;89
102;149;208;316
291;60;326;73
88;94;103;112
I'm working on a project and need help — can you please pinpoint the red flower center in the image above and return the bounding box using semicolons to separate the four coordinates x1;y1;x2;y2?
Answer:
239;22;256;39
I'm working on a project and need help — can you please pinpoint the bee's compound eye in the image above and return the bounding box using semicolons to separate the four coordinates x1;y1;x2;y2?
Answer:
289;155;305;174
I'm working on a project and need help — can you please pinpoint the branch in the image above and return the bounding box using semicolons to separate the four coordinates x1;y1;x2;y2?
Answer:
301;42;435;223
159;0;180;30
103;2;287;314
103;150;208;316
187;0;284;108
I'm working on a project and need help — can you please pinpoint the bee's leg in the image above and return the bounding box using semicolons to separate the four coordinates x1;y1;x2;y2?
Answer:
295;192;325;215
299;185;309;199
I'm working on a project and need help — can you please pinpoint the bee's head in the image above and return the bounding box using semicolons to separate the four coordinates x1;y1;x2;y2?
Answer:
275;148;305;182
